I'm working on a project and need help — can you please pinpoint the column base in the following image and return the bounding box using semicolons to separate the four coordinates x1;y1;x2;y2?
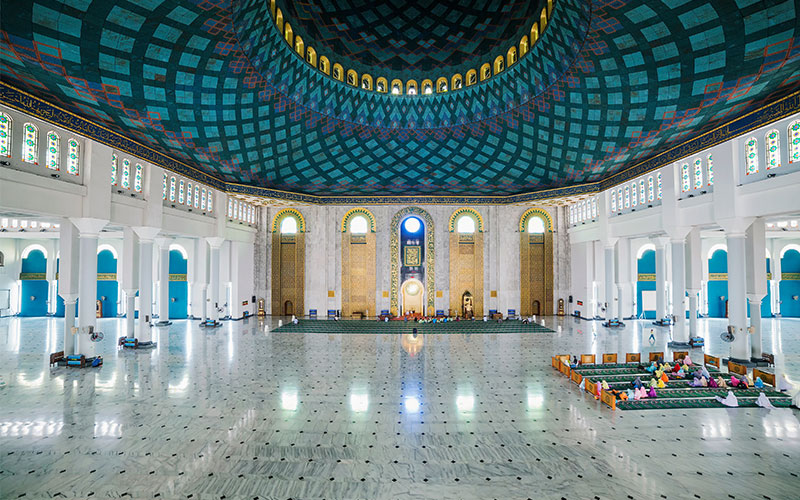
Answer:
667;341;692;348
117;337;158;349
200;319;222;328
154;320;173;326
652;317;673;326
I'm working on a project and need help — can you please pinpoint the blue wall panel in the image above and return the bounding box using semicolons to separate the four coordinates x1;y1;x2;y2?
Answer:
780;249;800;317
96;250;118;317
636;249;656;319
708;249;728;318
168;249;188;319
20;249;48;317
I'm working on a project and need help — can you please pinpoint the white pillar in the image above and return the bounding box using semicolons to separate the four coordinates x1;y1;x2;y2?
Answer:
77;232;99;356
688;289;699;339
155;238;171;324
58;220;79;355
748;297;762;359
604;245;615;319
654;241;667;320
670;238;688;344
63;296;77;355
207;238;224;322
121;227;139;339
727;232;750;360
745;219;767;360
133;228;160;341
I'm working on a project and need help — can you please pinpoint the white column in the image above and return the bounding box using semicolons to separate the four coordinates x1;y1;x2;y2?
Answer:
727;232;750;360
58;220;79;355
654;240;667;320
207;238;224;322
77;232;99;356
745;219;767;359
685;227;702;337
748;297;762;359
604;245;615;319
121;227;139;339
155;237;171;324
137;238;154;341
687;289;699;339
669;238;688;344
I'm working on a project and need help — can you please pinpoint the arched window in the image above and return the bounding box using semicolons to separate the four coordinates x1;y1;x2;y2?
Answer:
67;138;79;175
592;198;597;218
280;216;298;234
631;182;638;206
617;188;622;209
134;163;143;192
569;205;574;224
648;176;654;201
22;122;38;164
657;173;663;199
639;179;645;204
207;190;213;212
707;154;714;185
391;79;402;95
0;112;11;157
765;129;780;169
361;74;372;90
437;77;448;93
520;36;529;56
346;69;357;86
121;158;131;189
456;215;475;234
745;136;758;175
194;186;200;208
540;10;547;30
407;80;417;95
349;215;368;234
161;173;166;199
227;199;233;217
284;23;293;46
507;47;517;66
681;163;690;192
112;154;119;186
531;24;539;44
45;131;60;170
178;179;185;203
186;182;193;206
275;8;283;30
527;216;545;234
624;186;630;208
452;74;462;90
693;158;702;189
481;63;491;81
466;69;477;86
333;64;343;81
376;77;387;93
306;46;316;66
169;176;176;201
319;56;330;74
201;187;207;210
610;191;617;212
789;120;800;164
494;56;504;74
294;35;304;57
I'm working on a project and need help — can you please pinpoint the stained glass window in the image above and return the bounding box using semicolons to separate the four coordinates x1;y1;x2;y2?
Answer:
162;173;167;199
0;113;11;157
194;186;200;208
228;199;233;217
46;131;59;170
591;198;597;218
186;183;193;206
617;188;622;210
648;176;654;201
707;154;714;186
570;206;575;224
207;190;213;212
22;123;38;164
121;159;131;189
639;179;645;204
657;173;662;199
134;163;143;192
581;201;586;221
790;120;800;164
178;180;185;204
631;182;638;206
201;188;206;210
681;163;690;192
765;129;780;169
745;137;758;175
693;158;702;189
67;139;79;175
169;176;176;202
112;155;119;186
624;186;630;208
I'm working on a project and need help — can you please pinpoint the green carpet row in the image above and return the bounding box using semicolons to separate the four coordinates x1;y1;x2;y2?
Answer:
617;397;793;410
273;319;555;334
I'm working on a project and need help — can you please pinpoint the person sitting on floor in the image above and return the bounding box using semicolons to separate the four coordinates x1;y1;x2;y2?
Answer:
716;376;728;388
648;387;657;398
656;379;666;389
755;377;765;389
292;315;299;325
715;391;739;407
708;376;719;388
683;354;693;366
632;377;643;389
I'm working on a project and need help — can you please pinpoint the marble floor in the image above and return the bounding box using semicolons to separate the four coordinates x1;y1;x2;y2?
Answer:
0;316;798;500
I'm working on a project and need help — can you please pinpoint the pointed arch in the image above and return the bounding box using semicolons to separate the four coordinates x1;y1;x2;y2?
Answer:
0;112;12;157
341;207;376;232
271;208;306;233
448;207;484;232
390;207;435;316
519;208;553;232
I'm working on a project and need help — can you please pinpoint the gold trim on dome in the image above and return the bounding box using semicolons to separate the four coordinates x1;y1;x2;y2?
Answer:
268;0;556;97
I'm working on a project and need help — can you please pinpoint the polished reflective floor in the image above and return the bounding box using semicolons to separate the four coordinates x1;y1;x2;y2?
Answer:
0;316;798;499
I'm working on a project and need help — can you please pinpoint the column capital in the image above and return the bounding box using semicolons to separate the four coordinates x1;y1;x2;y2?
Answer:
69;217;107;236
154;236;171;249
206;237;225;249
60;293;78;303
649;235;669;247
718;216;755;236
133;226;161;242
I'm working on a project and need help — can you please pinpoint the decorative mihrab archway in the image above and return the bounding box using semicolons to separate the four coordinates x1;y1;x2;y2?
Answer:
390;207;435;316
341;207;376;317
519;207;554;316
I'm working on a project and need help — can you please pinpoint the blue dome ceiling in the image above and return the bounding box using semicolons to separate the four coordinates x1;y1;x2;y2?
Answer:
0;0;798;202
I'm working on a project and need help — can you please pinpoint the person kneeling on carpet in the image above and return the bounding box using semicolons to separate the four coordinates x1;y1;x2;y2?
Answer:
715;391;738;407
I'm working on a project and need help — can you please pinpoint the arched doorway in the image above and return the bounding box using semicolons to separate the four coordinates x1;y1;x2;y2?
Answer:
401;279;424;315
271;209;305;317
390;207;434;317
462;291;474;318
780;247;800;317
284;300;294;316
532;300;541;315
708;247;728;318
168;247;188;319
20;246;48;317
96;248;118;317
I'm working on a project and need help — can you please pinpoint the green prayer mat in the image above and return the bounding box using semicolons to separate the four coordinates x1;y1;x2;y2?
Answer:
273;319;555;334
617;396;793;410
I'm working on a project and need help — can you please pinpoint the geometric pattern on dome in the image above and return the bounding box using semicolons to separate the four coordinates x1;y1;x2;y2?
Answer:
274;0;543;77
1;0;799;199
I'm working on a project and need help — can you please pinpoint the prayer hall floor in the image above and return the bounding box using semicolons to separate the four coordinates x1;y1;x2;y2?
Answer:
0;316;798;499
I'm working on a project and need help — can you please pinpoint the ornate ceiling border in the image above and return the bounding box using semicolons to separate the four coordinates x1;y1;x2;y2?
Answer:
3;82;799;206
